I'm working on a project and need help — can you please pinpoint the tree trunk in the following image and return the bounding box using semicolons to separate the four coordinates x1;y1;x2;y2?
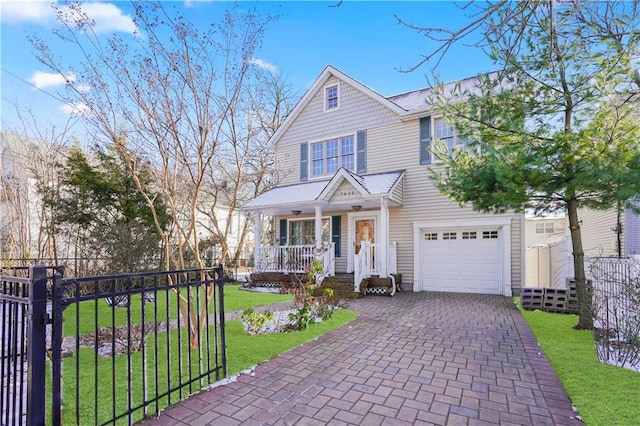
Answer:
567;198;593;330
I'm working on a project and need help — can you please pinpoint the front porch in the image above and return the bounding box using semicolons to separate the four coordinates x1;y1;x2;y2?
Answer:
243;168;405;295
248;240;398;296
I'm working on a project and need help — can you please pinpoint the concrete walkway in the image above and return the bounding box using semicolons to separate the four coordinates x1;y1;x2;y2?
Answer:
143;292;583;425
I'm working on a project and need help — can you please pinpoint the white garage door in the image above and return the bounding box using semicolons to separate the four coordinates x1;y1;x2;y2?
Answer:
421;229;502;294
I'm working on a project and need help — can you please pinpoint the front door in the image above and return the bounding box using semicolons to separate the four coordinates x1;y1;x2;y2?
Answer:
351;217;376;273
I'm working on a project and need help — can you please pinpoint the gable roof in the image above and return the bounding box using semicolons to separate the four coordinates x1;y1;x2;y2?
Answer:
271;65;408;145
243;169;405;215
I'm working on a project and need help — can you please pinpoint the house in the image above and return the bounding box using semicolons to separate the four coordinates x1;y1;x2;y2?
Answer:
578;206;640;257
525;214;567;248
243;66;524;295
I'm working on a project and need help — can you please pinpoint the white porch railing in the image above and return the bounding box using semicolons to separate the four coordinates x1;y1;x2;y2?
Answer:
255;243;335;282
354;241;397;293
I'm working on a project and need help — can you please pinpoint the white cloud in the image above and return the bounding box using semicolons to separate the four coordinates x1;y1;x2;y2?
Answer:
1;1;136;34
76;84;92;93
63;2;136;34
0;1;53;24
59;102;91;117
248;57;278;75
28;71;75;89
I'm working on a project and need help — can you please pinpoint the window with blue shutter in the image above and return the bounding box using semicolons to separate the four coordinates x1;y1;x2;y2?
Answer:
331;215;341;257
279;219;287;245
419;116;432;165
300;142;308;182
356;130;367;174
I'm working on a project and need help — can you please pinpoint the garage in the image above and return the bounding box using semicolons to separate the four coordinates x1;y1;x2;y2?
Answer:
420;228;502;294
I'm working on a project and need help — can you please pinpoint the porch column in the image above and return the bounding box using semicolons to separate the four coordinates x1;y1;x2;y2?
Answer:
314;205;323;250
253;210;262;271
379;197;389;277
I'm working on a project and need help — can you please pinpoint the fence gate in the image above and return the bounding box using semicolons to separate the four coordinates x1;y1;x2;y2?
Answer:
0;265;227;425
0;266;48;426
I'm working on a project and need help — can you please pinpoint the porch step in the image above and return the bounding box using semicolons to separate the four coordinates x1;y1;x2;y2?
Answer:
322;273;354;285
363;276;394;296
319;274;362;299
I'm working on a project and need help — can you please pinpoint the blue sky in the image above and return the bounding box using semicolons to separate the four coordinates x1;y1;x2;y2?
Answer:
1;1;495;138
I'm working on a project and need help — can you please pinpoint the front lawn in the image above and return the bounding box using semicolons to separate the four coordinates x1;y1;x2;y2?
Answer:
518;302;640;426
62;284;292;336
56;285;354;425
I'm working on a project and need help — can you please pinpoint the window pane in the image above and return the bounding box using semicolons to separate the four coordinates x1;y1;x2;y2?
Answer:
326;140;338;157
322;218;330;243
312;143;323;160
341;137;353;155
327;157;339;173
289;221;302;245
312;159;323;176
342;154;354;171
327;86;338;109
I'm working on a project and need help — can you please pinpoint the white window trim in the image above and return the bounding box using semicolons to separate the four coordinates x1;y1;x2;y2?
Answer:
306;132;357;179
324;83;340;112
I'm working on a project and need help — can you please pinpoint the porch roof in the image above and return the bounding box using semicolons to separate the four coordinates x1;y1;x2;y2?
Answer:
243;169;404;215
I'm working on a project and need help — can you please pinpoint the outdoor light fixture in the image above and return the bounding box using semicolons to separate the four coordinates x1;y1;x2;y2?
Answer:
291;210;301;216
352;205;362;211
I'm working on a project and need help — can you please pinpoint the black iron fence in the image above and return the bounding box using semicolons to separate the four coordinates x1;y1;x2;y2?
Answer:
0;265;226;425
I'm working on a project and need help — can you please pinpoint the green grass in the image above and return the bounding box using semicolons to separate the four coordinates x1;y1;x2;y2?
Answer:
63;285;292;336
57;287;353;425
226;309;358;376
517;300;640;426
223;285;293;312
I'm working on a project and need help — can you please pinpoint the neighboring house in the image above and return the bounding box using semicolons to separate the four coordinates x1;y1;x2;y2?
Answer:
0;131;44;259
243;66;524;296
525;215;567;247
579;206;640;257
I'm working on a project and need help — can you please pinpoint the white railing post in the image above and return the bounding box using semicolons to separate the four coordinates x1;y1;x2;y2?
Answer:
388;242;397;275
253;211;262;271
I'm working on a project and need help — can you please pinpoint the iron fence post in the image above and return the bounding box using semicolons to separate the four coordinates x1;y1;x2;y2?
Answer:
26;266;47;426
217;264;227;378
51;270;64;426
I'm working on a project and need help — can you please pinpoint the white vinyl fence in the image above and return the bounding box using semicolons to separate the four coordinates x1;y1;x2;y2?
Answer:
526;237;574;288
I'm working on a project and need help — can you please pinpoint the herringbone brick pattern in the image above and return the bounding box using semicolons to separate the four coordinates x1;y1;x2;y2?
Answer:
142;292;583;425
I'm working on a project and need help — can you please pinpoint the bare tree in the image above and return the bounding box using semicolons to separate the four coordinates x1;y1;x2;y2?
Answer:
0;105;72;264
29;1;278;347
198;68;298;266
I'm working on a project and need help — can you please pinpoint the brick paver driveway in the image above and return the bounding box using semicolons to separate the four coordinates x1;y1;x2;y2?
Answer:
144;292;583;425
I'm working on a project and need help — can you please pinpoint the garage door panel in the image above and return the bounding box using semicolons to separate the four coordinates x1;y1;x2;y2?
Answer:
421;229;502;294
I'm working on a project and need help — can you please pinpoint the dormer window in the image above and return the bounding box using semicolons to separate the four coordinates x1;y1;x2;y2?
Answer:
325;84;339;111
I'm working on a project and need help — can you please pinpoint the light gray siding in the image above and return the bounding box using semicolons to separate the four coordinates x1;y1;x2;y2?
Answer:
278;76;401;148
579;208;621;257
369;120;522;288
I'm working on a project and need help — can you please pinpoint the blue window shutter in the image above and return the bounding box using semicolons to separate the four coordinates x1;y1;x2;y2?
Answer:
300;142;308;182
279;219;287;245
356;130;367;174
331;215;341;257
419;117;432;165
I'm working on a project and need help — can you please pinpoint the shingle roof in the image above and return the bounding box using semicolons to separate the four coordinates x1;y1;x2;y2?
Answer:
243;169;404;211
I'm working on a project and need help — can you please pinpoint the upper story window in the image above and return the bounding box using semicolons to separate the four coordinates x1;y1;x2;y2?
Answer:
420;116;478;165
311;136;354;177
300;130;366;182
535;223;555;234
325;84;339;111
